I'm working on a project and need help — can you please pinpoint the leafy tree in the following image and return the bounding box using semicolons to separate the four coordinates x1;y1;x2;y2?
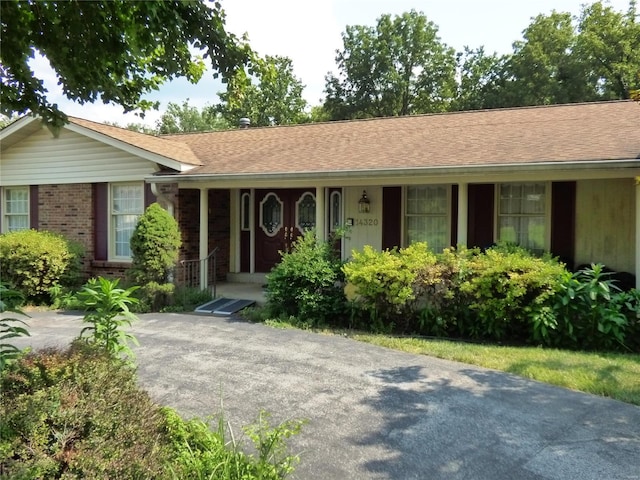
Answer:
217;54;308;127
157;100;230;133
506;11;595;106
576;0;640;100
0;0;252;128
323;10;457;120
453;47;509;111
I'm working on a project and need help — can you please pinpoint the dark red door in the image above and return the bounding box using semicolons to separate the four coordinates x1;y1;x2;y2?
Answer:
254;189;316;272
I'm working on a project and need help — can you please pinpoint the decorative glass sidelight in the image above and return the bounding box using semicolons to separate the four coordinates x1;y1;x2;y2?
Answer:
260;193;283;236
296;192;316;232
330;191;342;231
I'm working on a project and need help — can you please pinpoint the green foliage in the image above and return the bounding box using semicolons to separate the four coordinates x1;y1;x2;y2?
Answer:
0;342;171;479
134;281;176;313
0;285;29;372
265;231;346;326
76;277;140;360
1;0;252;127
157;100;230;133
343;243;437;331
324;9;457;120
459;247;567;342
163;408;304;479
217;54;309;127
551;264;637;351
129;203;181;285
0;229;75;303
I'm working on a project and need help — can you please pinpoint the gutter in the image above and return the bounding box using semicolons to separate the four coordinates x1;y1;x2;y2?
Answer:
145;158;640;184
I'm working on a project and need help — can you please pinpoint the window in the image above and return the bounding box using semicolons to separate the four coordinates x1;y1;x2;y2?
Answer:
241;193;251;231
405;185;449;252
3;187;29;232
111;183;144;259
497;183;547;253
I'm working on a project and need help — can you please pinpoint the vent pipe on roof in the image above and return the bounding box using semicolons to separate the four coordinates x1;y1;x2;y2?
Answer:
239;117;250;129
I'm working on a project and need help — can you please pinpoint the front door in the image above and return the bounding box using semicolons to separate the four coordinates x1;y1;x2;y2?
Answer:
255;189;316;272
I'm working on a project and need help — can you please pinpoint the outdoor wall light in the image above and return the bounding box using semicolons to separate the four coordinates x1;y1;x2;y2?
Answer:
358;190;371;214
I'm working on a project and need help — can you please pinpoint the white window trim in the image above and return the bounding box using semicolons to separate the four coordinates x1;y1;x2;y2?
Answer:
403;184;451;252
241;192;251;231
2;186;30;233
494;181;551;252
109;182;144;262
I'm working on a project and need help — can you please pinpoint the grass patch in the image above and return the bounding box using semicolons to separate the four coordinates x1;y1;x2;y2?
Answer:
350;334;640;405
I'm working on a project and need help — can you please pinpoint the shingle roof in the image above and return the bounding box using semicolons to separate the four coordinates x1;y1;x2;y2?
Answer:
69;116;202;166
160;100;639;175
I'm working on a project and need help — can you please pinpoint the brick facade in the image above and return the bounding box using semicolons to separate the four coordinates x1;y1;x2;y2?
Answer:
24;183;231;286
178;189;231;283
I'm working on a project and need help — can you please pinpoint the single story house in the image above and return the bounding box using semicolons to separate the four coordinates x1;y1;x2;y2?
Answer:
1;100;639;289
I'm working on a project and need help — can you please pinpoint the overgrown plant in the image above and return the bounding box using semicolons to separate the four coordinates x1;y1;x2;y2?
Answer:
0;284;29;372
552;264;633;351
343;242;437;331
76;277;140;359
266;230;346;326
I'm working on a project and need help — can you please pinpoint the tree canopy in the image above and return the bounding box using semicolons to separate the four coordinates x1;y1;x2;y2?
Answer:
0;0;252;127
323;9;456;120
320;1;639;120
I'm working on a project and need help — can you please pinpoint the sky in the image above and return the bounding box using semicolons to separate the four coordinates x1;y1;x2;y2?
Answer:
29;0;633;128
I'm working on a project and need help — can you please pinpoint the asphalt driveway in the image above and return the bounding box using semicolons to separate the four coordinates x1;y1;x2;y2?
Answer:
9;310;640;479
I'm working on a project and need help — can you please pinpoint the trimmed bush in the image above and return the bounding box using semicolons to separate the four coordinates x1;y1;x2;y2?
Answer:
265;231;346;326
129;203;181;285
0;229;78;302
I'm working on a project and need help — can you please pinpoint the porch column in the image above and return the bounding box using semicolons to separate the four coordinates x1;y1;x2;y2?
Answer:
315;186;326;241
199;188;209;291
636;180;640;289
457;182;468;247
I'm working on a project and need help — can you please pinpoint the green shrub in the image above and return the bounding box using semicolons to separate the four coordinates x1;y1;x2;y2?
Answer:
129;203;181;285
343;243;437;332
0;229;75;302
552;264;637;351
265;231;346;326
134;281;176;312
412;246;477;337
0;342;171;479
459;246;566;342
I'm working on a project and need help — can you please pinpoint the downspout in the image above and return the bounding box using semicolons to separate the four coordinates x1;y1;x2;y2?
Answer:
150;183;175;217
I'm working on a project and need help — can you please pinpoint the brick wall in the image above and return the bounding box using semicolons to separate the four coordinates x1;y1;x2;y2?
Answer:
178;189;231;283
38;184;94;280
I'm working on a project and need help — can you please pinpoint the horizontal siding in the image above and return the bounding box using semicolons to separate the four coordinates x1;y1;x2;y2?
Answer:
1;127;157;186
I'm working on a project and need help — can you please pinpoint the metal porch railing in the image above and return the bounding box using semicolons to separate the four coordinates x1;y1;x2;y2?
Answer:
179;246;220;298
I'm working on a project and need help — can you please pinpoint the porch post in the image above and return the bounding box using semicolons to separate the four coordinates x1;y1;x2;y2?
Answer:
457;182;468;247
315;186;326;242
636;180;640;289
199;188;209;291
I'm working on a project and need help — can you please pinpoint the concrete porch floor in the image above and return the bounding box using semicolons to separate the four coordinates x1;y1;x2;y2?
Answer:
211;279;267;306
